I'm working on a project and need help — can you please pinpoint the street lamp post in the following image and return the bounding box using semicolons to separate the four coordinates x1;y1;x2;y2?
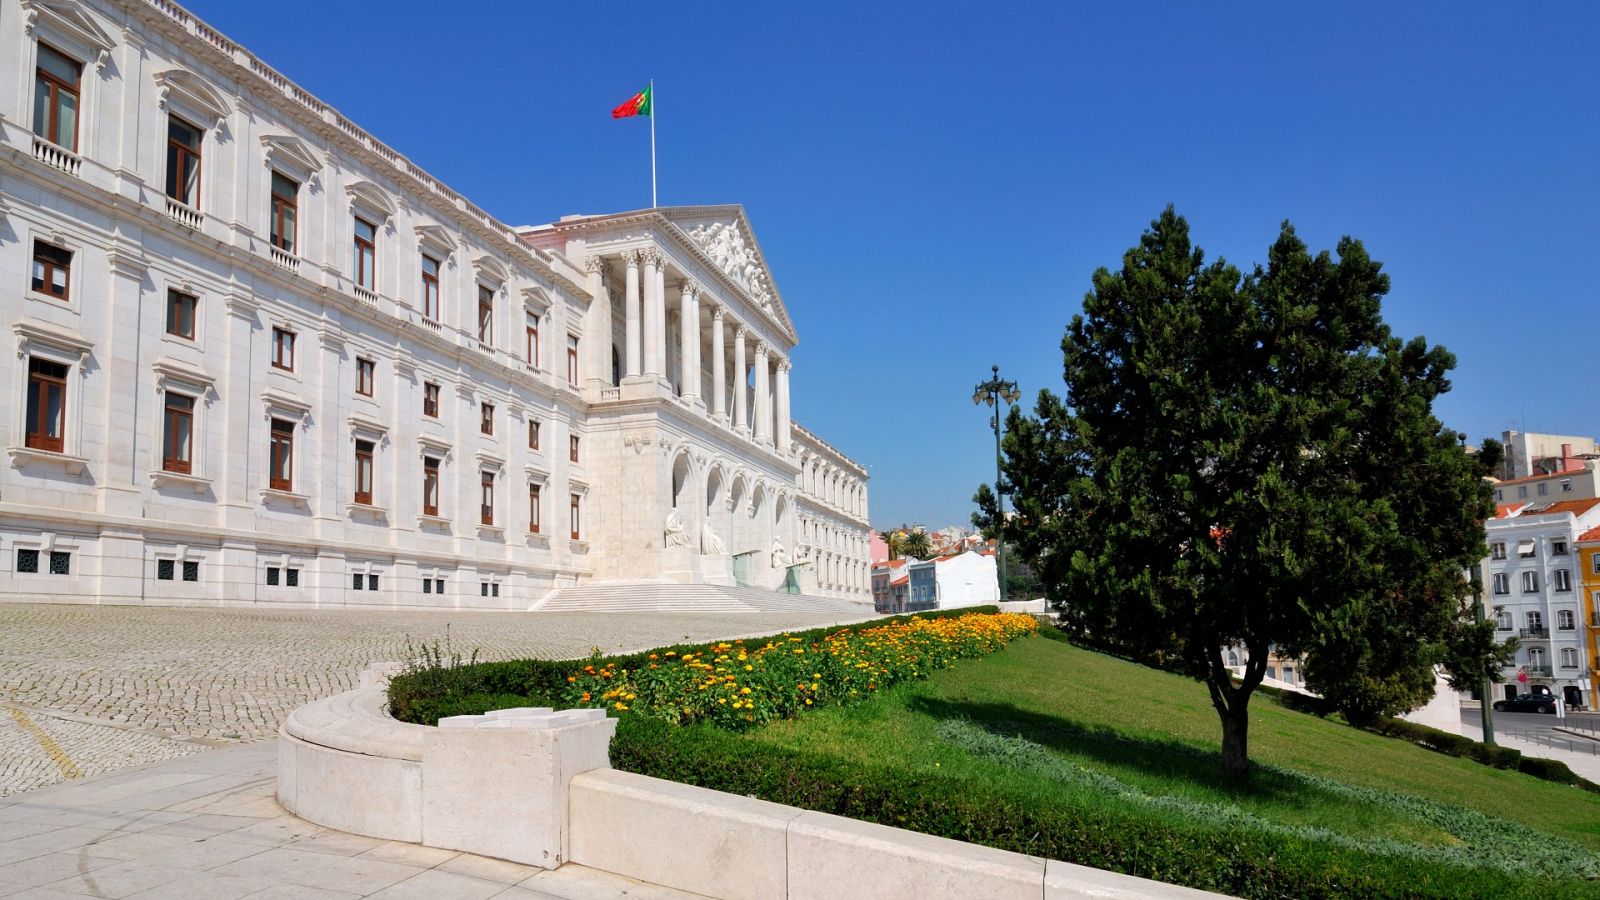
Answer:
973;365;1021;602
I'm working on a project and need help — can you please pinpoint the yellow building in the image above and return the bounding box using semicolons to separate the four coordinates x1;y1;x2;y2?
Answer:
1576;526;1600;701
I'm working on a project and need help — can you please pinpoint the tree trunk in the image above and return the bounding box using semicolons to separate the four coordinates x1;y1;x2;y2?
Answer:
1219;698;1250;781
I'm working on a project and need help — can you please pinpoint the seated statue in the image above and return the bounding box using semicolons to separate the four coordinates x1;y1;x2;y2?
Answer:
664;509;693;548
701;521;727;556
771;539;791;569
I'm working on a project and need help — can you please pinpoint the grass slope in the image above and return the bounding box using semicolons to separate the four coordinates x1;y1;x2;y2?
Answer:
730;635;1600;896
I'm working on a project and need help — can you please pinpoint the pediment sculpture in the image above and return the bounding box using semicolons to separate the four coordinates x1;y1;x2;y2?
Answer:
686;221;774;312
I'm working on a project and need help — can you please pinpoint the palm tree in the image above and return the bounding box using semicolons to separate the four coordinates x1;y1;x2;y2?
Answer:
883;530;908;561
900;530;933;560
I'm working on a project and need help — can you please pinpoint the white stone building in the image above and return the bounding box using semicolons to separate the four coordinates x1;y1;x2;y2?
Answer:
1484;498;1599;708
0;0;870;608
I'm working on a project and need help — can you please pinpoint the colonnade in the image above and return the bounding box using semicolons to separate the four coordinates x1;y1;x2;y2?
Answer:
618;249;791;453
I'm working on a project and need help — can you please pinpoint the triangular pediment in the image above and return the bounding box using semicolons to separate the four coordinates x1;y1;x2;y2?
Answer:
658;205;795;340
22;0;116;67
154;68;232;128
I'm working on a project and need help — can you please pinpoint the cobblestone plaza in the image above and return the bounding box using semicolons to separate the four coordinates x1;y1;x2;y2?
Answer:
0;602;855;798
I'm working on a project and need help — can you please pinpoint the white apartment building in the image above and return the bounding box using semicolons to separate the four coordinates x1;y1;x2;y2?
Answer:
1484;498;1599;708
1500;430;1600;480
0;0;870;608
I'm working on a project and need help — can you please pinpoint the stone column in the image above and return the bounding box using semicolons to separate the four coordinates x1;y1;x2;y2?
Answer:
623;252;641;378
690;289;703;405
775;360;791;455
642;250;660;377
585;255;610;387
679;282;699;401
653;253;668;382
711;309;727;421
754;342;771;445
733;327;748;434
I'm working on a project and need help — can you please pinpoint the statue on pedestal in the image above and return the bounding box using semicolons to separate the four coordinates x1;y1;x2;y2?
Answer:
664;510;693;548
701;521;727;556
771;539;791;569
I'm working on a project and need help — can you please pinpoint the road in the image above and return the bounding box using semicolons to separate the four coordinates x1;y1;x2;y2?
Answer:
1460;706;1600;741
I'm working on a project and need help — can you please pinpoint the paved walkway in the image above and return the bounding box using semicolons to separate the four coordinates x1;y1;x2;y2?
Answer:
0;602;866;799
0;744;696;899
1458;722;1600;782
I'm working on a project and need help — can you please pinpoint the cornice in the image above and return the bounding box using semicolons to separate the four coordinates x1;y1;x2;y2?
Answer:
791;421;867;477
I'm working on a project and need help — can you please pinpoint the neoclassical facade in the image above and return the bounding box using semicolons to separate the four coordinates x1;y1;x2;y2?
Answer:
0;0;870;608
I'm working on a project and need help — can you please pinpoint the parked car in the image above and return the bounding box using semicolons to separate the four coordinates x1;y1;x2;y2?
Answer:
1493;694;1558;714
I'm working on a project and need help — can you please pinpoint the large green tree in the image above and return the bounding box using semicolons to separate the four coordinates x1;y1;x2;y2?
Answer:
977;208;1491;779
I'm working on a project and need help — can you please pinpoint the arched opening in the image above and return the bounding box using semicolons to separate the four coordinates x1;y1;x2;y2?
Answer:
611;345;621;386
671;452;692;511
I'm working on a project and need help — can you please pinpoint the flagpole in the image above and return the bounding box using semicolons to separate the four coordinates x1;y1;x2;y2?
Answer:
649;79;657;208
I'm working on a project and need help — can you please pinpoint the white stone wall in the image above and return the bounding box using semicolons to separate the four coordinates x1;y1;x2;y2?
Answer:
1484;510;1597;704
0;0;866;608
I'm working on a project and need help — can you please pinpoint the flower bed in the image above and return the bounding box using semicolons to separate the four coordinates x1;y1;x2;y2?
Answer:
560;612;1037;728
387;609;1036;729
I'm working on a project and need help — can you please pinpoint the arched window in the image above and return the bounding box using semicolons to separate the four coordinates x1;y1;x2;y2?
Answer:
1557;609;1576;630
1226;651;1239;667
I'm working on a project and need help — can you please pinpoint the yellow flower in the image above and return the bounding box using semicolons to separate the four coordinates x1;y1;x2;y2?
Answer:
741;687;752;695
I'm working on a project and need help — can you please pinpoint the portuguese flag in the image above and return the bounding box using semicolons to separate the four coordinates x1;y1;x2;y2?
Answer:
611;85;652;119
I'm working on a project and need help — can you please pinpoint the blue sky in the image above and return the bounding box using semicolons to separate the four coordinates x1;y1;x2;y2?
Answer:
189;0;1598;530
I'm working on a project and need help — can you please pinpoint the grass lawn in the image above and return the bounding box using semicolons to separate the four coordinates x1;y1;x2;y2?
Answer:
667;633;1600;898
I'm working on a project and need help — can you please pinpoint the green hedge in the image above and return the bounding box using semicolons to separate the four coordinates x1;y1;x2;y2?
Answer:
1365;717;1523;770
388;607;999;726
608;717;1573;899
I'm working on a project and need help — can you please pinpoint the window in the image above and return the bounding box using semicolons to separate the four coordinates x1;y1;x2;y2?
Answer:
162;392;194;474
1558;609;1576;630
270;172;298;253
49;551;71;575
1494;573;1512;594
1562;480;1573;493
266;566;279;586
1522;570;1540;593
422;578;432;594
422;457;440;517
1494;489;1502;501
33;44;80;150
528;419;540;451
158;559;175;581
271;328;295;371
423;382;440;417
1528;647;1546;669
183;561;199;582
354;217;376;291
569;435;580;464
166;289;197;339
1490;542;1506;561
566;335;580;385
368;573;379;591
269;418;294;491
16;549;39;574
352;573;364;591
421;255;441;320
354;439;374;505
1562;648;1579;669
481;582;490;597
165;116;202;206
1593;554;1600;575
528;483;541;533
1527;610;1543;630
478;287;493;344
481;402;494;436
526;315;540;367
435;578;445;594
31;242;71;301
1518;539;1536;558
1553;540;1568;556
286;568;299;587
1538;483;1548;496
1496;609;1512;630
570;493;582;540
25;358;68;453
1518;486;1527;498
1554;568;1572;592
480;471;495;526
356;358;375;397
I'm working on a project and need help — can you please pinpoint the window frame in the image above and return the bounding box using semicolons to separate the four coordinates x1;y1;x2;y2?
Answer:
270;171;299;253
480;470;495;526
528;419;540;451
25;357;68;453
33;43;81;151
1490;542;1506;561
423;382;440;418
1557;609;1576;630
421;254;441;321
165;115;202;206
570;493;582;540
269;418;295;492
271;327;296;372
480;402;494;436
353;217;377;291
30;241;71;302
566;334;580;385
161;391;195;474
569;435;580;464
353;439;375;506
526;315;540;368
1492;572;1509;595
477;286;494;344
1554;568;1573;592
1522;570;1540;593
528;482;541;534
356;357;376;398
422;456;441;517
166;289;197;340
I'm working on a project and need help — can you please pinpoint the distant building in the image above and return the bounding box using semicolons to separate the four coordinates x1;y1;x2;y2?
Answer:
1489;458;1600;505
906;560;938;612
1483;497;1600;709
1501;431;1600;480
1576;526;1600;705
871;559;908;613
870;530;889;564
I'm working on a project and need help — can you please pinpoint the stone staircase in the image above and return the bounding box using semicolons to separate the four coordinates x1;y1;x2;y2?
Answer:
535;580;873;616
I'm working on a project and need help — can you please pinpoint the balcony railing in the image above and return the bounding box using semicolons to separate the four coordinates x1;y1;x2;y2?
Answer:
1523;665;1554;678
32;136;81;176
268;245;299;273
353;285;377;308
1520;626;1550;639
165;197;202;230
